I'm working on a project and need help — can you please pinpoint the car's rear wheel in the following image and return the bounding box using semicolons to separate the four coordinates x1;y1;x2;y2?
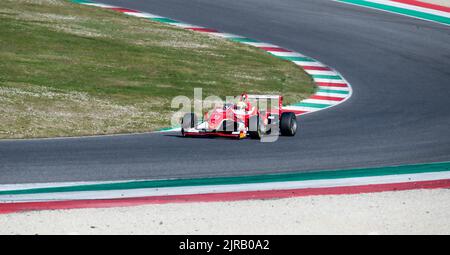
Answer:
280;112;297;136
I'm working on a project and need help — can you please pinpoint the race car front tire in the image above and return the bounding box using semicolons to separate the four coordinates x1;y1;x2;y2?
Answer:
248;115;262;139
280;112;297;136
181;113;197;135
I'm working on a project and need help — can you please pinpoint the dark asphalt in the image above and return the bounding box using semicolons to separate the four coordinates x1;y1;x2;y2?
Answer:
1;0;449;184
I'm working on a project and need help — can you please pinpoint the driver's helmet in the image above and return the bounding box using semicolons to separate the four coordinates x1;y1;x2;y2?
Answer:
223;103;233;110
235;101;247;111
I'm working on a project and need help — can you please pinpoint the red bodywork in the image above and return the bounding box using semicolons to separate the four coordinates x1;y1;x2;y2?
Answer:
182;94;283;139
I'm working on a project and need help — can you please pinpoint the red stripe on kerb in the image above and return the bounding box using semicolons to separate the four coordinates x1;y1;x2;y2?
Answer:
316;82;348;88
391;0;450;13
1;179;449;214
186;28;219;33
301;66;332;71
107;7;139;13
259;47;292;52
310;95;344;101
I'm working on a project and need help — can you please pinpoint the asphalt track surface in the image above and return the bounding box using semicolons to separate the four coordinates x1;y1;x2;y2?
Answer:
1;0;449;184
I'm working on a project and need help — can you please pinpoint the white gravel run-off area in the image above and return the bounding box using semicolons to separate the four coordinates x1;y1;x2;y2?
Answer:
1;188;450;235
420;0;450;8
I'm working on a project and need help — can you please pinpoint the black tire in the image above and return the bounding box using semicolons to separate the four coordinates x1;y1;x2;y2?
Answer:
181;112;197;130
280;112;297;136
248;115;262;139
221;120;238;132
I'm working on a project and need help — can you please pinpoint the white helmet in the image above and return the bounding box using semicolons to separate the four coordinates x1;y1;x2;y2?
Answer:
236;101;247;111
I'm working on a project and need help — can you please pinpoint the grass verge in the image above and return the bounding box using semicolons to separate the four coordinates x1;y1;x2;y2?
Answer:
0;0;315;139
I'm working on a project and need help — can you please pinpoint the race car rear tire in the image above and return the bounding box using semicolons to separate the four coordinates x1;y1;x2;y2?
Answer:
280;112;297;136
248;115;262;139
181;113;197;134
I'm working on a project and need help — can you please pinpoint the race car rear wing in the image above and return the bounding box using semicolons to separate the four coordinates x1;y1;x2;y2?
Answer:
246;94;283;114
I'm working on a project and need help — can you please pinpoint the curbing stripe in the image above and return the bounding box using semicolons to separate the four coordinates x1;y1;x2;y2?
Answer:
311;74;343;80
229;37;260;43
316;81;349;87
2;161;450;196
2;171;450;202
335;0;450;26
304;70;339;76
293;102;332;108
310;95;345;101
267;51;306;57
279;56;316;62
300;98;340;105
187;28;220;33
318;88;350;94
209;33;244;38
318;86;350;92
171;23;204;28
150;17;180;23
242;42;279;47
315;92;348;98
302;66;332;71
1;179;450;214
108;8;138;13
283;106;324;112
124;12;163;18
293;61;327;67
260;47;292;52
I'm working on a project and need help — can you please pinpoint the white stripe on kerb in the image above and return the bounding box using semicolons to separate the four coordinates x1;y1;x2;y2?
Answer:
315;92;348;98
293;61;326;67
283;106;322;112
242;42;279;48
82;3;118;8
318;86;350;91
123;12;163;18
211;33;244;38
304;70;338;76
313;78;346;83
302;99;339;105
171;23;204;29
267;52;305;57
204;32;223;37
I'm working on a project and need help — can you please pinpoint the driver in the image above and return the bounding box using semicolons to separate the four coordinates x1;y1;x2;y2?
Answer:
235;101;247;112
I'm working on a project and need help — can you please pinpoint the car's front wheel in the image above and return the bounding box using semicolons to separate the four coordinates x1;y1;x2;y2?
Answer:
181;112;197;135
248;115;264;139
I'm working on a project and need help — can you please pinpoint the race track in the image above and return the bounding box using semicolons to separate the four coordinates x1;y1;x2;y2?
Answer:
0;0;449;184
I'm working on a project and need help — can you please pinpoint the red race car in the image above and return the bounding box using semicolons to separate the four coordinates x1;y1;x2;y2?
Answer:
181;94;297;139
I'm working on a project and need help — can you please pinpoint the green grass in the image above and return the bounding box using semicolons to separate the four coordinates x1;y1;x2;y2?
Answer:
0;0;315;139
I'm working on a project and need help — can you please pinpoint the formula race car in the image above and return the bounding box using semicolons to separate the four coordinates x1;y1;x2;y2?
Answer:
181;94;297;140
